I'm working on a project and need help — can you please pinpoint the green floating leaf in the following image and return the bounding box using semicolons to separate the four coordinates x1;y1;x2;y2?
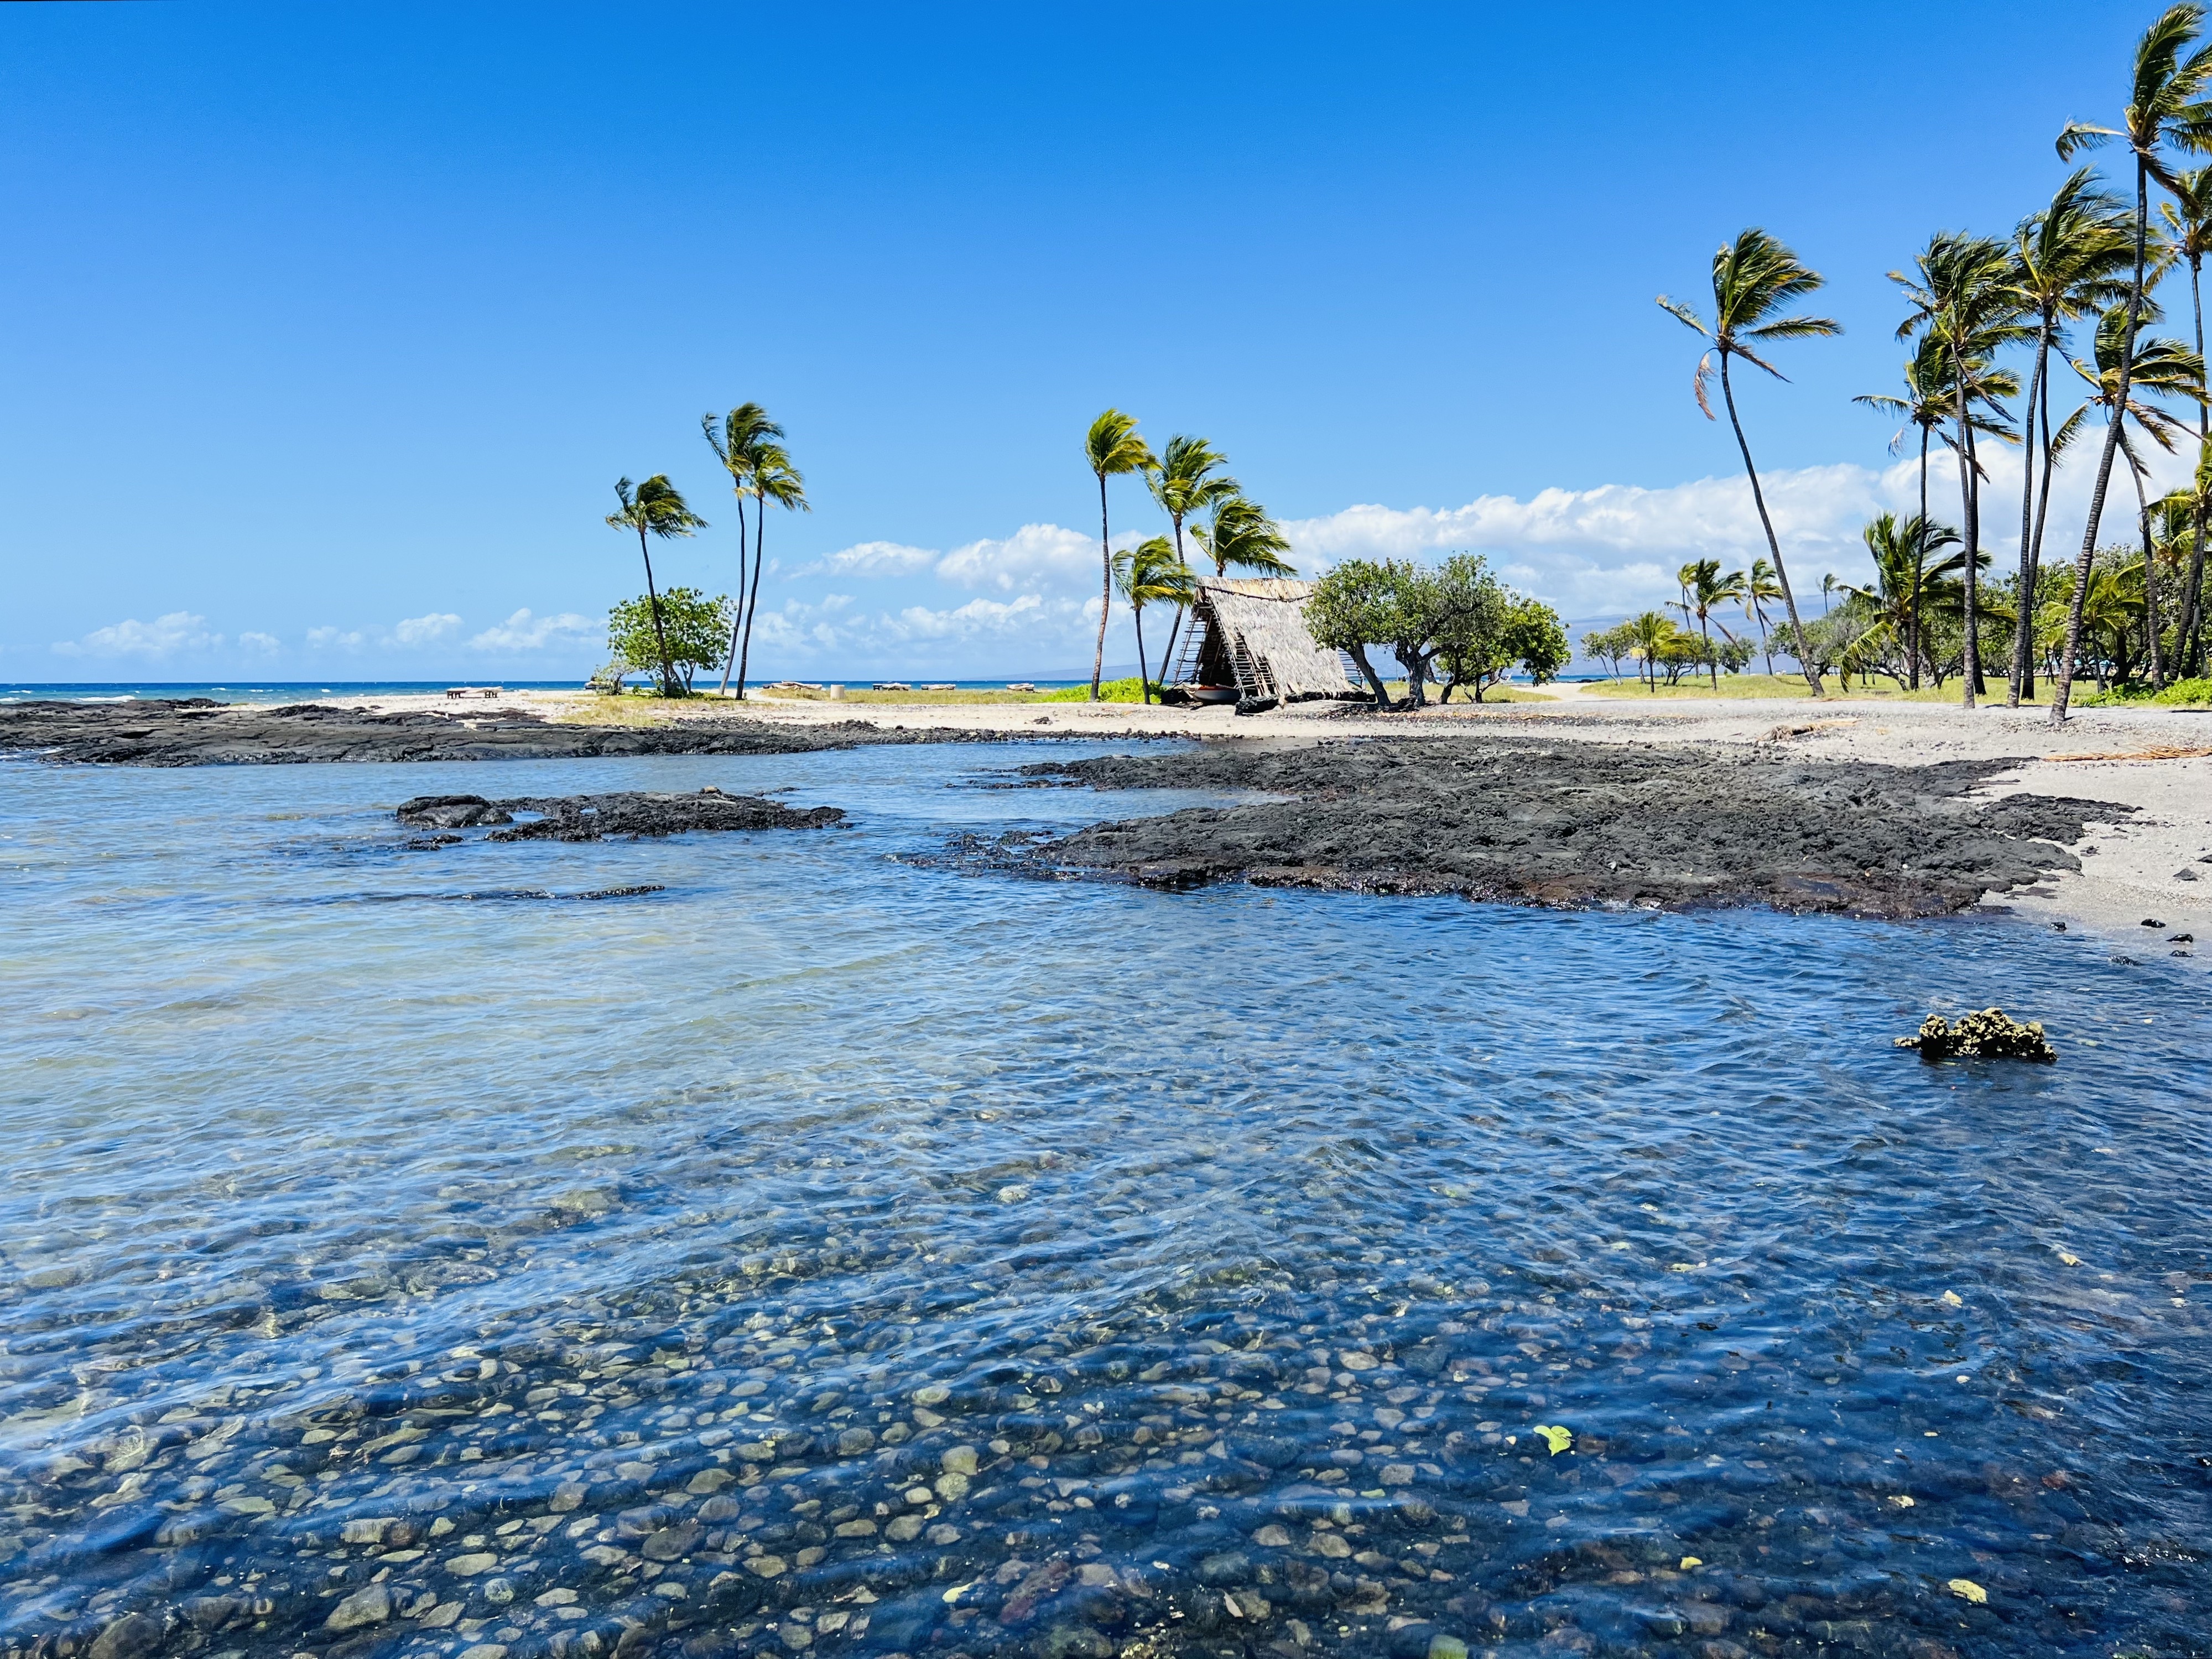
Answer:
1533;1423;1573;1455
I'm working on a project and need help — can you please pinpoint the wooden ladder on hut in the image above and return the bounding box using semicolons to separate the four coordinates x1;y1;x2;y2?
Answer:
1230;633;1277;701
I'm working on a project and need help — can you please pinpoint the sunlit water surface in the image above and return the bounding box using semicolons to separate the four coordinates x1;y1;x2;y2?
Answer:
1;744;2207;1659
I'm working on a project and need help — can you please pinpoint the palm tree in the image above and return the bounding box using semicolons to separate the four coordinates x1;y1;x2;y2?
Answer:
1084;410;1154;701
1658;229;1841;694
2157;445;2212;669
1193;492;1296;578
2074;303;2207;684
1626;609;1674;693
1669;558;1745;689
606;476;706;696
2164;164;2212;670
2008;170;2136;702
1146;435;1237;686
1843;513;1966;682
702;403;783;695
1113;537;1196;703
1745;558;1784;673
1891;233;2028;705
735;444;808;700
2050;2;2212;722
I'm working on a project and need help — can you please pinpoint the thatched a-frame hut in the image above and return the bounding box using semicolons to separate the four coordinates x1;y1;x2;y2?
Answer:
1162;578;1356;708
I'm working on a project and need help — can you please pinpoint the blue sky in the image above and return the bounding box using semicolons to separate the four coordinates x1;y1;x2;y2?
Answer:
0;0;2184;681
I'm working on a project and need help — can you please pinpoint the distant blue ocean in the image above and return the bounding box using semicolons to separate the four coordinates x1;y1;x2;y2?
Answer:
0;679;1092;704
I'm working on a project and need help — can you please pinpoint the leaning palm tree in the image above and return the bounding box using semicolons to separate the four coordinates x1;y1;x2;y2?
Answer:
1193;491;1296;579
702;403;783;695
2050;2;2212;722
1113;537;1196;703
2164;164;2212;669
2008;170;2136;701
1146;435;1238;681
1891;232;2028;705
1626;609;1674;693
733;444;808;700
1084;410;1154;701
606;476;706;696
1658;229;1841;694
1670;558;1745;689
2072;302;2209;685
1743;557;1784;674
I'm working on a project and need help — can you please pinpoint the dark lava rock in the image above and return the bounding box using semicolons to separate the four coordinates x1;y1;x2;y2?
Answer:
0;699;1019;767
476;789;844;841
1896;1007;2058;1063
397;794;513;827
1004;737;2127;919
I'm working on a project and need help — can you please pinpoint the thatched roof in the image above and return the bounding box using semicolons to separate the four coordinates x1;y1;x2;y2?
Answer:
1194;578;1355;699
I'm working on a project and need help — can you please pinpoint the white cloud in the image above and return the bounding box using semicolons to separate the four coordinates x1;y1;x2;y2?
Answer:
810;540;940;577
467;609;597;651
888;594;1091;641
54;612;223;658
934;523;1110;593
238;631;282;654
809;523;1124;596
1276;442;2199;615
306;626;367;650
393;611;463;646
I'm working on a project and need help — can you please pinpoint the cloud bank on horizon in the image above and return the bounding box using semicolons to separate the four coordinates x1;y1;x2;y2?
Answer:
38;447;2185;680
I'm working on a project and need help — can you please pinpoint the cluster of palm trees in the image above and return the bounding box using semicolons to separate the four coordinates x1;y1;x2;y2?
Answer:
1082;411;1294;702
1663;2;2212;722
603;403;807;697
1582;556;1785;690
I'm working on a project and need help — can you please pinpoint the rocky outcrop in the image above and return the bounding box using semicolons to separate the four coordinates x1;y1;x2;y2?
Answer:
396;788;844;842
1894;1008;2059;1062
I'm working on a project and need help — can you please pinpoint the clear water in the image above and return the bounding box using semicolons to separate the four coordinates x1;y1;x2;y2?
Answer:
1;743;2207;1659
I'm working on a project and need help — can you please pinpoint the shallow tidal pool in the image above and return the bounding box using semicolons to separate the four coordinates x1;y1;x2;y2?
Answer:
1;742;2207;1659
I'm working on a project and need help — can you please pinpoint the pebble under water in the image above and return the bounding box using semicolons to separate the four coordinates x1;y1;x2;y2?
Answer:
1;742;2208;1659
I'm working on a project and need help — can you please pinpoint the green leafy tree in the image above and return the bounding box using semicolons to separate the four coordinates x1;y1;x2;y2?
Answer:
605;475;707;696
2051;2;2212;722
1581;622;1633;679
1742;558;1786;675
1658;229;1841;694
1305;559;1409;707
1084;410;1156;701
607;587;733;693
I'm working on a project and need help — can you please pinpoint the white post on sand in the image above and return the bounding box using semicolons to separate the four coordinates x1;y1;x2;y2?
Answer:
827;684;844;701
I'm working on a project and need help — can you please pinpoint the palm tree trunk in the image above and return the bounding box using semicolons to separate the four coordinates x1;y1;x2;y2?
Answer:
1089;474;1111;701
2185;254;2210;675
2054;154;2149;724
1720;353;1822;694
717;492;751;696
1952;353;1983;708
1155;512;1188;689
2024;346;2064;698
2123;431;2165;688
637;526;676;695
2011;318;2050;706
1133;602;1149;704
1909;425;1929;689
735;489;768;699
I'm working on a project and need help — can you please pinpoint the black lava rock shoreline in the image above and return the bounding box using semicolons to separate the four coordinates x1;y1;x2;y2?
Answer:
0;700;1013;767
1005;738;2123;918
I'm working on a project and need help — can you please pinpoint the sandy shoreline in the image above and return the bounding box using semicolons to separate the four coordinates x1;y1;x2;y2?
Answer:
10;685;2209;962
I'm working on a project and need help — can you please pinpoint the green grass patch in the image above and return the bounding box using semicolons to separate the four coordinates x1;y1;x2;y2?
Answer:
2082;676;2212;709
1576;673;2058;704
